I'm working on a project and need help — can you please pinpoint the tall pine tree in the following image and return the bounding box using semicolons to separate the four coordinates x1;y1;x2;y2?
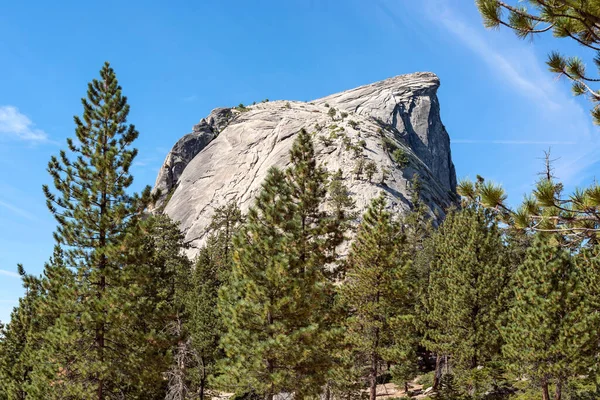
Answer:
217;129;347;400
337;195;416;400
172;202;243;400
423;205;511;396
39;62;154;399
503;236;600;400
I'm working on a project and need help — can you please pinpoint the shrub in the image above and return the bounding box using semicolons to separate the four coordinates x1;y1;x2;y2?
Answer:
416;371;435;390
236;103;249;112
285;102;291;109
318;135;333;147
328;107;337;120
341;135;352;151
340;111;348;120
364;161;378;182
392;148;409;166
381;137;399;153
353;158;365;179
352;145;363;158
380;167;391;185
348;120;359;129
358;139;366;148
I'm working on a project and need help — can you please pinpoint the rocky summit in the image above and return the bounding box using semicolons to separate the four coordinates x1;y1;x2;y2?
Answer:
153;72;458;257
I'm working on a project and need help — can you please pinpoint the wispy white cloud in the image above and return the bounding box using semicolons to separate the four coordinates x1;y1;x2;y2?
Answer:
0;200;37;221
0;269;20;279
0;105;48;142
379;0;599;186
454;139;578;145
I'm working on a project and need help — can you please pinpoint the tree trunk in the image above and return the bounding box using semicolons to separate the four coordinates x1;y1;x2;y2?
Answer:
97;262;106;400
541;379;550;400
370;352;377;400
404;382;409;393
324;383;331;400
554;381;562;400
200;355;206;400
432;354;442;391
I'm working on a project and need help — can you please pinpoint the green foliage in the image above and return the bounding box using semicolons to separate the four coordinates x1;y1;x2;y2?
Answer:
235;103;249;112
458;161;600;249
327;169;356;250
392;148;409;166
348;120;359;129
0;266;46;399
318;135;333;147
381;136;399;153
364;160;378;183
353;158;366;180
342;134;352;151
340;111;348;120
328;107;337;120
380;167;391;185
338;195;417;400
174;202;244;400
476;0;600;125
284;102;291;109
502;236;600;399
34;62;172;398
423;205;512;397
217;129;349;399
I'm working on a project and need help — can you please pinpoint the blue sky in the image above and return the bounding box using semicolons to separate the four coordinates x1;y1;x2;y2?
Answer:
1;0;598;323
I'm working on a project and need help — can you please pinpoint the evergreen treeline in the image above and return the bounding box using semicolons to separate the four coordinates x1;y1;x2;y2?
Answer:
2;64;600;400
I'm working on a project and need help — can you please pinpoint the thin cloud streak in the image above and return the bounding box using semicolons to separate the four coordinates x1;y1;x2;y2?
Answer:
454;139;578;145
0;200;37;221
0;105;48;142
0;269;20;279
379;0;599;186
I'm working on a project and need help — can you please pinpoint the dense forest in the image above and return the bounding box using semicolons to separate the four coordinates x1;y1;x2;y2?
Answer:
3;1;600;399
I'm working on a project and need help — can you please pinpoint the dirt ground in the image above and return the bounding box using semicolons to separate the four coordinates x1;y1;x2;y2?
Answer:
373;379;430;399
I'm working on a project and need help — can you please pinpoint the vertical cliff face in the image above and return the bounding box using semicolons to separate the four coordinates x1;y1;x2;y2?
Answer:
153;107;234;198
313;72;456;192
152;72;458;257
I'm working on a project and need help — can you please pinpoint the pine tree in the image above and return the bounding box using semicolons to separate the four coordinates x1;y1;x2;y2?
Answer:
338;195;416;400
0;247;79;398
0;266;41;399
176;202;243;400
123;214;193;399
38;61;154;399
503;236;600;400
476;0;600;125
218;129;347;400
423;205;511;396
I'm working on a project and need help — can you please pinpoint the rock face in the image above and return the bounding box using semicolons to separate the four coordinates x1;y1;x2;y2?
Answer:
153;107;234;198
314;72;455;192
153;72;458;257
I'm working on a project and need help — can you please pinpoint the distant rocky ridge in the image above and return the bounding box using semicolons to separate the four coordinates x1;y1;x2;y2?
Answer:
153;72;458;257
